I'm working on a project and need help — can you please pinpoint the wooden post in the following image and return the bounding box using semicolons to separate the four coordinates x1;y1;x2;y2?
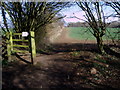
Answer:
30;31;36;64
10;32;13;51
6;32;11;60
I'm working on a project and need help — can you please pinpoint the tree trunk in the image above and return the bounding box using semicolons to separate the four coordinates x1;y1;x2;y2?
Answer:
96;36;105;54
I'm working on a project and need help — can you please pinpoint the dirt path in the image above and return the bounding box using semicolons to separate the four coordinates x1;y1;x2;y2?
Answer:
2;29;120;89
3;52;82;89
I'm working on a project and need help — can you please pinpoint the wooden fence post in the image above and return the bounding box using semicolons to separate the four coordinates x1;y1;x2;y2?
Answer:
30;31;36;64
10;32;13;51
6;32;11;60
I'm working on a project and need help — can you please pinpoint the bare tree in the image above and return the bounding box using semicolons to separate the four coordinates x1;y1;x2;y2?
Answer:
106;2;120;16
76;2;107;54
105;2;120;45
0;2;69;32
0;2;70;49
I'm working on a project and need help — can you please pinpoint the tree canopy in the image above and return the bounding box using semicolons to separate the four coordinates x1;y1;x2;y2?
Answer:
0;2;69;33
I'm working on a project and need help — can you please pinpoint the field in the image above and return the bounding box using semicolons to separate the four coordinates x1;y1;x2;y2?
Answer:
68;27;120;40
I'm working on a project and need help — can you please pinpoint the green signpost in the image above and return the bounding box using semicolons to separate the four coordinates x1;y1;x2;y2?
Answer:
6;31;36;64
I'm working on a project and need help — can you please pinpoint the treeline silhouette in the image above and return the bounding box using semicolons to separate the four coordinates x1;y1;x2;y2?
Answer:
67;21;120;28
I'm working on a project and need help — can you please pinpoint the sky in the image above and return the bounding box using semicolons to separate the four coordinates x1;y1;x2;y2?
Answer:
60;5;86;23
60;4;119;23
0;3;119;25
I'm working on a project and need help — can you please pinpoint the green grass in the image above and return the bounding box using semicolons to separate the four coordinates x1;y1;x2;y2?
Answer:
68;27;120;40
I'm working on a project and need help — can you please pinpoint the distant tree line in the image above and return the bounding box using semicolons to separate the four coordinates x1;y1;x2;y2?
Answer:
67;21;120;28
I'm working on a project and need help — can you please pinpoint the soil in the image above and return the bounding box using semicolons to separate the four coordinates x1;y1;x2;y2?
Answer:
2;29;120;89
